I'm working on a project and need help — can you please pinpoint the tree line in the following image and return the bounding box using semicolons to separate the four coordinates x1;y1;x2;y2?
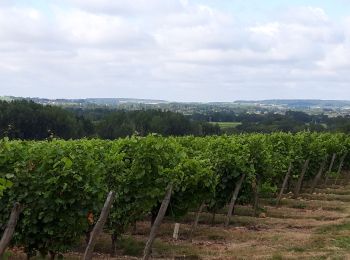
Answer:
2;100;350;140
192;110;350;133
0;101;220;140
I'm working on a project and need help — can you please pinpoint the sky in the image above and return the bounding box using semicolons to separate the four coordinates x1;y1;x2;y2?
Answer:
1;0;350;102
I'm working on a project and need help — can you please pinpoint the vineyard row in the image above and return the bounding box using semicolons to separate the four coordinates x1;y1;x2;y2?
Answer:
0;132;349;258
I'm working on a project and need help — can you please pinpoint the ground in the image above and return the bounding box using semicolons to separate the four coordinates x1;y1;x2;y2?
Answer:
7;177;350;259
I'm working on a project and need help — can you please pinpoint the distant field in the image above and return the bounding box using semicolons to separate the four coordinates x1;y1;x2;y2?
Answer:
210;122;241;129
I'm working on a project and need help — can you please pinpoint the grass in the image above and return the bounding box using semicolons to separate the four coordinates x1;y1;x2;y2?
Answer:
290;247;307;252
2;252;12;260
333;237;350;250
301;193;350;202
209;121;241;129
293;202;307;209
153;240;204;259
316;221;350;234
118;236;145;256
312;185;350;195
207;234;226;241
270;254;283;260
264;197;347;212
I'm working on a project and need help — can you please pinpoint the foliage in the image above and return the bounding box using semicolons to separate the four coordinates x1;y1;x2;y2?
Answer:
0;139;107;257
0;177;12;198
105;135;216;236
0;100;94;140
0;132;349;257
0;101;220;140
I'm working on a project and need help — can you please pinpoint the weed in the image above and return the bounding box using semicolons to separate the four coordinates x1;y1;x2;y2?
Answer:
333;236;350;249
118;236;144;256
207;234;225;241
290;246;306;252
270;254;283;260
293;203;307;209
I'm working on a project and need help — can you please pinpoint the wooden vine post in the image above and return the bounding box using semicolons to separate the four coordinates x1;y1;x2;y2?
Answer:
276;163;292;207
324;153;336;185
172;223;180;240
310;155;328;193
0;202;23;258
343;171;350;186
143;184;173;260
293;159;309;198
253;175;261;217
210;210;216;226
189;202;205;239
225;174;246;227
334;152;348;185
83;191;115;260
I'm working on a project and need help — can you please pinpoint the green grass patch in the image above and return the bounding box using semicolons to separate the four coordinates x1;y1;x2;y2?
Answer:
118;236;145;256
264;198;346;212
302;194;350;203
2;252;12;260
270;254;283;260
210;122;241;129
318;189;350;196
292;202;307;209
207;234;226;241
333;237;350;249
316;222;350;234
290;246;307;252
154;240;203;259
309;236;327;250
174;256;201;260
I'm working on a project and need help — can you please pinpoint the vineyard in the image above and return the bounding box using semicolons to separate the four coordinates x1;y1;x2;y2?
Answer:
1;132;350;259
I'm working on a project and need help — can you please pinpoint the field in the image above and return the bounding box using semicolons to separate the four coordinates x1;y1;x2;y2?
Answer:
1;133;349;259
210;122;241;129
7;178;350;259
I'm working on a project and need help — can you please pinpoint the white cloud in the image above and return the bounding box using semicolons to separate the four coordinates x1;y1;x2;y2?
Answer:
0;7;52;44
0;1;350;101
55;9;153;48
280;6;329;25
61;0;186;16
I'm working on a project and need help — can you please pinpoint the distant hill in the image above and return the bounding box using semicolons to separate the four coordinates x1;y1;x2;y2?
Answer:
0;96;169;106
2;96;350;114
234;99;350;109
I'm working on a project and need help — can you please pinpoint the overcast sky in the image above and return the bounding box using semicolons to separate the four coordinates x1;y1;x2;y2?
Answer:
1;0;350;102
